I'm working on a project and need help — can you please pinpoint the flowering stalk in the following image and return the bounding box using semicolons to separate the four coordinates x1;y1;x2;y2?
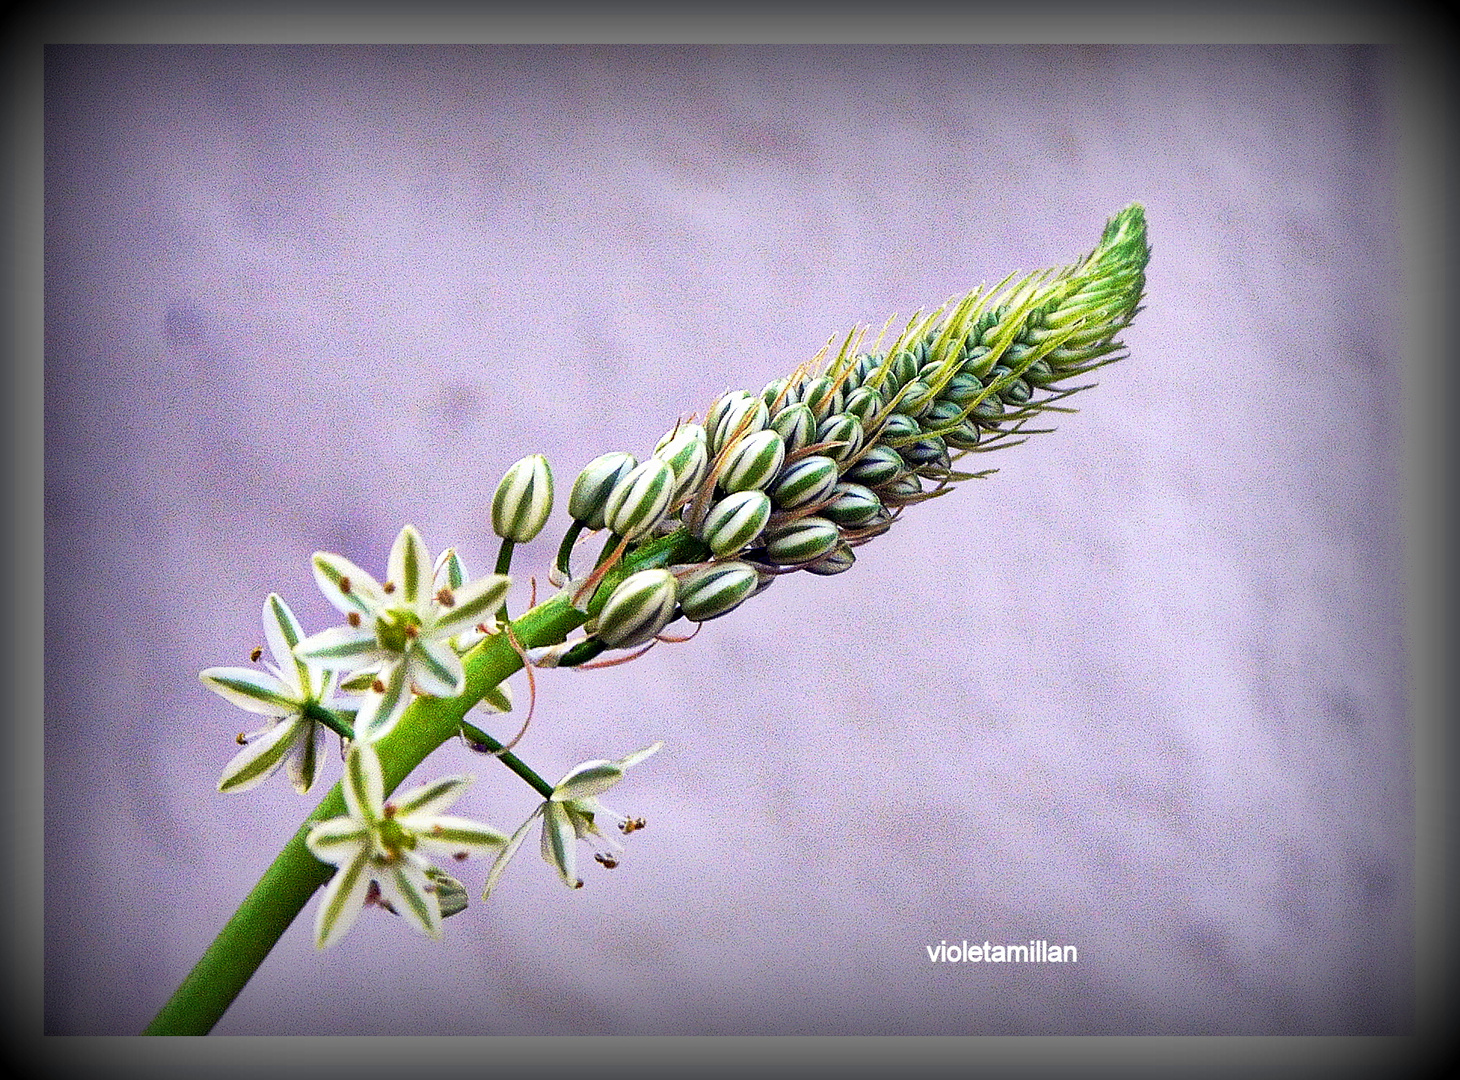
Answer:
147;205;1149;1035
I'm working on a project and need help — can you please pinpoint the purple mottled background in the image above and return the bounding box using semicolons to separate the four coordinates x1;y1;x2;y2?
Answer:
44;45;1408;1034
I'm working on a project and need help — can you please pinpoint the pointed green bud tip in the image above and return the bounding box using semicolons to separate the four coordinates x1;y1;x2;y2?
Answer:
595;568;679;648
654;424;711;502
677;560;759;622
799;375;843;421
769;401;816;455
491;454;555;543
603;457;677;540
569;452;637;530
718;429;787;493
698;489;773;556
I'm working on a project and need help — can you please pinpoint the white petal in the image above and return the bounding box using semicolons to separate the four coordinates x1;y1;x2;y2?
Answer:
433;548;467;591
313;851;374;949
407;637;464;699
378;858;442;940
312;552;385;617
341;742;384;823
387;525;431;608
617;742;663;770
306;817;372;865
293;625;383;670
353;662;412;743
430;573;511;638
261;593;311;696
200;667;296;717
286;718;328;794
408;816;511;859
392;774;471;819
217;718;304;793
482;805;543;900
551;759;623;802
540;800;579;888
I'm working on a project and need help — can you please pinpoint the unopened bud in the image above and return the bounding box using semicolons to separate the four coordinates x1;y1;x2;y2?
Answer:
491;454;555;543
698;489;773;556
718;429;786;493
821;482;883;528
762;516;841;565
569;452;637;530
814;413;864;464
595;568;679;648
770;401;816;454
602;458;677;540
677;560;759;622
767;454;839;509
802;540;856;576
654;424;710;502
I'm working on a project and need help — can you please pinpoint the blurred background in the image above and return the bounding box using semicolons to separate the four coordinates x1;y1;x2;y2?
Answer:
44;44;1409;1034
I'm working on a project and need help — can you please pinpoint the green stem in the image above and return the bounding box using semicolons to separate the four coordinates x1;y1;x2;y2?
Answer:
144;526;709;1036
493;538;515;622
554;520;585;579
458;719;554;799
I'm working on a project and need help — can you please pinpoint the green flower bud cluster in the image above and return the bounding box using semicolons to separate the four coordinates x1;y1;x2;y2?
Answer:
562;205;1148;656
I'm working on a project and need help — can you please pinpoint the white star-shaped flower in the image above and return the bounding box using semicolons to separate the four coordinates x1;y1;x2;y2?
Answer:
294;525;511;743
306;741;509;948
482;742;662;898
201;594;340;794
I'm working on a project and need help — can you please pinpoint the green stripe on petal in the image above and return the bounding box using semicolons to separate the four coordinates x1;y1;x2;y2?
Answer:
342;742;385;822
311;552;382;616
261;593;311;693
541;801;579;887
313;852;373;949
393;775;471;819
200;668;296;716
410;817;511;858
287;721;326;794
482;805;543;900
292;625;381;668
352;662;411;744
217;719;302;793
388;525;430;606
306;818;372;863
383;862;442;940
552;760;623;802
432;574;511;637
408;637;464;699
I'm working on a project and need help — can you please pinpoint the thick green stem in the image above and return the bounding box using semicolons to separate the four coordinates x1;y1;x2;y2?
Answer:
144;591;584;1036
144;526;709;1036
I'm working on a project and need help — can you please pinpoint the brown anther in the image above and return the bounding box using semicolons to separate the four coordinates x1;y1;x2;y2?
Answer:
476;623;490;634
432;824;445;835
383;802;397;818
594;853;620;869
235;732;249;745
435;586;456;608
404;625;419;639
453;851;469;861
249;646;263;662
372;679;386;693
347;612;361;627
572;879;584;890
339;576;352;594
382;581;396;594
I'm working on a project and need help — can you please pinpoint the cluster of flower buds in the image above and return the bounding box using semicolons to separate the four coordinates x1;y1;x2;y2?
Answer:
522;204;1150;661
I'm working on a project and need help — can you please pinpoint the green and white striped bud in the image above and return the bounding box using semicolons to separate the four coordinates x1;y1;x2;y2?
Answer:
595;568;679;648
654;423;710;503
568;452;637;530
761;377;798;409
491;454;555;542
940;371;985;405
900;434;949;471
895;379;935;418
842;386;884;426
770;401;816;454
709;393;770;455
802;541;856;577
814;413;864;464
676;560;759;622
879;412;921;445
844;445;905;487
718;429;786;493
762;516;841;565
602;457;677;540
767;454;839;509
799;375;843;421
821;482;882;528
877;473;923;504
699;489;772;556
942;419;983;452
